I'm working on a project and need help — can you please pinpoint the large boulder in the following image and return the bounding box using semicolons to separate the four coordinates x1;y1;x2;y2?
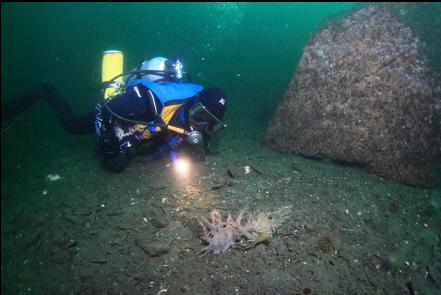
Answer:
265;5;441;188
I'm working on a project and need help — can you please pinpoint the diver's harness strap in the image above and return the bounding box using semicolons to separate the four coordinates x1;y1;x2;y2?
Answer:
102;95;165;129
101;65;182;126
102;69;181;90
102;86;192;142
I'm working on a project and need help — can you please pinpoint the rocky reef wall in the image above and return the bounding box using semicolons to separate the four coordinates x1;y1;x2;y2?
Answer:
265;5;441;188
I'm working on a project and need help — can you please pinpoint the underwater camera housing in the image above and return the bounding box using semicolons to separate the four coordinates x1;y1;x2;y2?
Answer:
189;102;227;137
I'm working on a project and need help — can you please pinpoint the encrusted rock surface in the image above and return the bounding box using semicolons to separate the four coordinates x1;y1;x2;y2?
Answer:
265;5;441;187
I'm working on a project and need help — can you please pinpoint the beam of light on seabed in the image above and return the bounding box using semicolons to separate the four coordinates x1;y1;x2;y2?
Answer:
167;150;221;219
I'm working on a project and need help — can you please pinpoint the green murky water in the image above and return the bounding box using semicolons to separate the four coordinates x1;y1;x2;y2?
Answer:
2;3;440;294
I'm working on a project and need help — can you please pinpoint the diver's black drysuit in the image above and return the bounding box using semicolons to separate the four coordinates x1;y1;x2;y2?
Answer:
1;81;227;172
0;82;134;171
1;82;95;135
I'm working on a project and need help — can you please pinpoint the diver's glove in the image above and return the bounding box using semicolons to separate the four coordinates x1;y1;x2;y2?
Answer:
99;132;120;159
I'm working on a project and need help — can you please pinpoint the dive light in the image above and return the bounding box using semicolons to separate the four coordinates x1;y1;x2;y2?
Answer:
165;125;203;146
185;131;203;145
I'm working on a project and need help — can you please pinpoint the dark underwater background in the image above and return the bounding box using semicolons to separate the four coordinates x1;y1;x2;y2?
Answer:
2;3;441;294
1;2;361;138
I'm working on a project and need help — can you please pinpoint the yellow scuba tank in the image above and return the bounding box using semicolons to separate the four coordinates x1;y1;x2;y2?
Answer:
102;50;124;99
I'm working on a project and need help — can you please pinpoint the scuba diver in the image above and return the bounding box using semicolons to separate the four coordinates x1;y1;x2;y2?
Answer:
1;53;227;172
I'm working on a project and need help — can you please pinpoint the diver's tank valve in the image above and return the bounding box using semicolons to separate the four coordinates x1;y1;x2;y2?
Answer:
174;58;183;80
